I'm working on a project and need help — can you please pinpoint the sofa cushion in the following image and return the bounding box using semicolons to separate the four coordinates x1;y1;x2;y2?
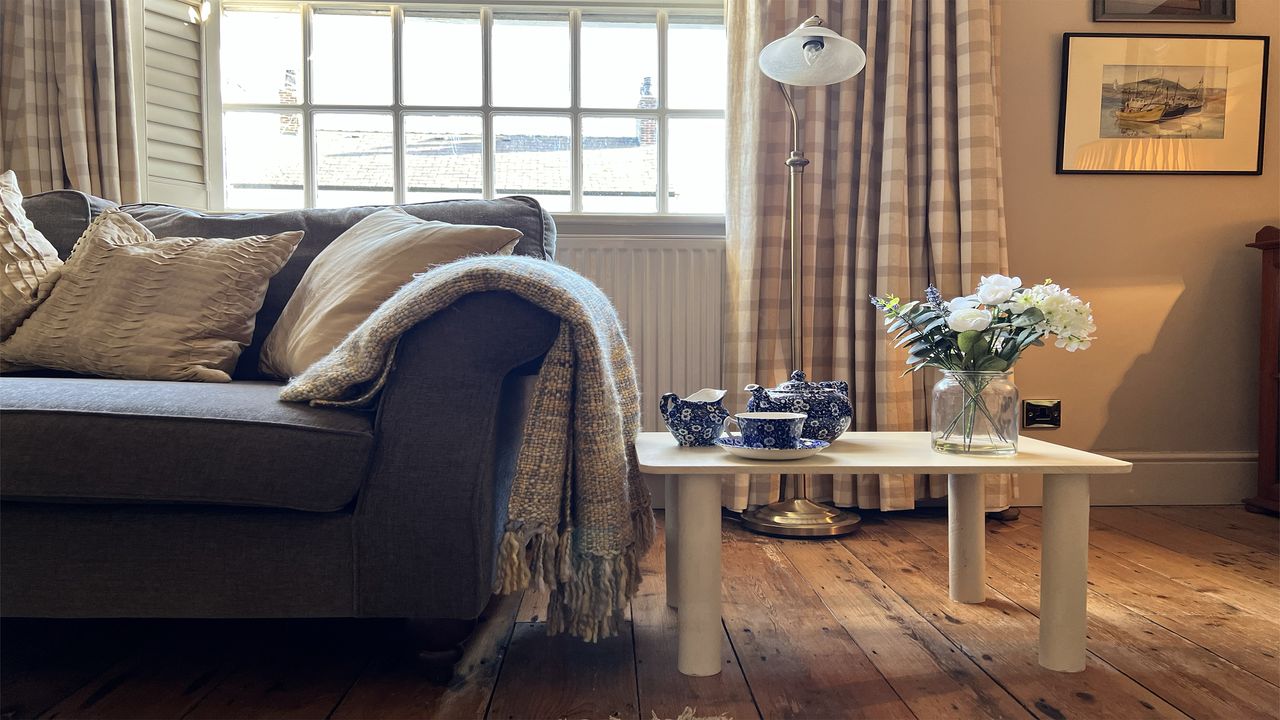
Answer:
0;377;373;511
260;208;522;379
1;212;304;382
19;189;117;258
123;196;556;379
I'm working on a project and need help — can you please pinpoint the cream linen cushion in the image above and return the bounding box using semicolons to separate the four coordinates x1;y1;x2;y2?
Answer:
0;211;302;382
260;207;522;378
1;170;64;339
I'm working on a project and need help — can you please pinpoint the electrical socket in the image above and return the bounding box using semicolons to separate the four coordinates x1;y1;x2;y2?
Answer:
1022;399;1062;429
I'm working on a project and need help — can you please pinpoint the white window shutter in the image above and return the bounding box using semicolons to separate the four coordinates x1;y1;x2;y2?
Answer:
137;0;209;209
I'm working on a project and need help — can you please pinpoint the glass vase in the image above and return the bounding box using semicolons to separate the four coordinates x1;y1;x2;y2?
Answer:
931;371;1019;456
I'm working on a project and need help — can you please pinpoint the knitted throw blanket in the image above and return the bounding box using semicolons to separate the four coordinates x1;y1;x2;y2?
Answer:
279;256;654;641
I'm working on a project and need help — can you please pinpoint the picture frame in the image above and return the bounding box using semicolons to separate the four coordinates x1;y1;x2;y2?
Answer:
1093;0;1235;23
1057;33;1269;175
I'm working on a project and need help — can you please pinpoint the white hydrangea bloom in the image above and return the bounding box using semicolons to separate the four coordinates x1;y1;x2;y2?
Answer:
1020;282;1096;352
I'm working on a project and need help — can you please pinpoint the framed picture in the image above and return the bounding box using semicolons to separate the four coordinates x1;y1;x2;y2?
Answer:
1093;0;1234;23
1057;33;1269;175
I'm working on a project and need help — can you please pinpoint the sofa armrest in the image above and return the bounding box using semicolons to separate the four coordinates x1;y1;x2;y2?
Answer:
352;291;559;619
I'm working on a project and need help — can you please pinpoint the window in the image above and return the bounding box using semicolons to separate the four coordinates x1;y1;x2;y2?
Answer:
215;3;726;216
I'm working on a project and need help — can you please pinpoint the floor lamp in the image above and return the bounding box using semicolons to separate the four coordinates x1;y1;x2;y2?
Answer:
740;16;867;538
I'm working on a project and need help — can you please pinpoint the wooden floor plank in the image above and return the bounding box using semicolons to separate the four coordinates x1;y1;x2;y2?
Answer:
183;621;377;720
1089;507;1280;580
844;517;1187;720
485;622;639;720
332;593;522;720
993;515;1280;686
515;586;551;623
893;514;1280;719
1067;512;1280;619
633;515;759;720
1141;506;1280;555
1024;507;1279;594
1;621;141;720
39;622;233;720
777;538;1032;719
719;523;915;720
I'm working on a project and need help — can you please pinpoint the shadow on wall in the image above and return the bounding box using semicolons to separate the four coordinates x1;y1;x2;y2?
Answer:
1095;246;1260;453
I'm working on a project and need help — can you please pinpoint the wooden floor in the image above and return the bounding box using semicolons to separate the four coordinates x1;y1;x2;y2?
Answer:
3;505;1277;720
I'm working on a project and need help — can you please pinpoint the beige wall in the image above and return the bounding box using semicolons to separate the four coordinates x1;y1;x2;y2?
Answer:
1000;0;1280;499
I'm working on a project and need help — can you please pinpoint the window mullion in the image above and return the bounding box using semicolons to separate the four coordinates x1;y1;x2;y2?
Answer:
392;6;406;204
569;9;582;213
302;3;316;208
656;8;669;214
481;6;494;200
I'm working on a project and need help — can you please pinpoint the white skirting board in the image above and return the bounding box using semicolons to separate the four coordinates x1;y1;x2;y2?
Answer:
642;450;1257;508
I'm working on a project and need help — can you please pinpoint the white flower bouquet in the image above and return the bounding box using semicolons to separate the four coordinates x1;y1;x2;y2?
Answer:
871;275;1096;375
871;276;1095;454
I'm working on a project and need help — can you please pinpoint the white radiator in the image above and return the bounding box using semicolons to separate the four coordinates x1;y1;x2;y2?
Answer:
557;236;725;432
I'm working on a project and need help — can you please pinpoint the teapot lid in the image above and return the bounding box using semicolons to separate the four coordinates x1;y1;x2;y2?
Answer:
776;370;829;392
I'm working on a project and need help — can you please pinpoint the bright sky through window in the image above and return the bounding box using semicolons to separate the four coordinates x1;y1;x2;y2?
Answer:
218;5;725;215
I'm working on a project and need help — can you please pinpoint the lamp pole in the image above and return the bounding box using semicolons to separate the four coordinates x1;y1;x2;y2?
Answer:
742;14;866;537
781;82;808;375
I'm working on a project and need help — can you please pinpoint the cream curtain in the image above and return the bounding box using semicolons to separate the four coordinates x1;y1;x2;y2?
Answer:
724;0;1012;511
0;0;140;203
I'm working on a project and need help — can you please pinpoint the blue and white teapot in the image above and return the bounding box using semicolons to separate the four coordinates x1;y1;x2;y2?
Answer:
660;388;730;446
746;370;852;441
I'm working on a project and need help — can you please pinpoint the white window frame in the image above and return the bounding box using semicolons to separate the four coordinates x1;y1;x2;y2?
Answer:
204;0;726;233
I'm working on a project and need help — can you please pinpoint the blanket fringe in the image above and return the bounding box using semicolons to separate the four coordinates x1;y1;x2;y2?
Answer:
495;521;649;643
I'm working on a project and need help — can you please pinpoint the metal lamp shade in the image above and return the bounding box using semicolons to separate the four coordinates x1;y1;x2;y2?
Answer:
758;24;866;86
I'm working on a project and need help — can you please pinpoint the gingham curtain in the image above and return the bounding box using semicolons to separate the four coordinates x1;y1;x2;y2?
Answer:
724;0;1012;511
0;0;140;203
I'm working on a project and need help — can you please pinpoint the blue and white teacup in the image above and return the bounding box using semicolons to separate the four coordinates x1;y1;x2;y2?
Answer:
729;412;807;449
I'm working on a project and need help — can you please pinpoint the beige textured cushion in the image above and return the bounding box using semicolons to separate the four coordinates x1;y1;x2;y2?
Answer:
1;170;64;340
0;211;302;382
260;207;522;378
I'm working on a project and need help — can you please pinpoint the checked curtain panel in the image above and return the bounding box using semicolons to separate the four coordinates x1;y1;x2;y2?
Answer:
723;0;1013;511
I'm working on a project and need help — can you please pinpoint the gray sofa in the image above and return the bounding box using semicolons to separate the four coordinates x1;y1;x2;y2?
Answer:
0;192;560;632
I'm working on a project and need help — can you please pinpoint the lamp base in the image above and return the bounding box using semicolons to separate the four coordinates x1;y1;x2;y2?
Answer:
740;498;862;538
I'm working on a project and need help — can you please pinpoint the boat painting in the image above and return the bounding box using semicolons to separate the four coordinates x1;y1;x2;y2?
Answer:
1099;64;1227;139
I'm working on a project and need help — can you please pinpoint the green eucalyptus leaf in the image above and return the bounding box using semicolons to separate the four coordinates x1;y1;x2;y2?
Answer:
1021;307;1045;324
957;330;982;356
922;317;947;334
978;356;1009;371
894;332;922;348
910;341;938;357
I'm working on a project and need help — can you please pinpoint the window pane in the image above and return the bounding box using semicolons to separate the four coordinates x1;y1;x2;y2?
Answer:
403;13;481;106
312;10;391;105
581;15;657;109
494;115;570;212
668;18;726;110
492;14;570;108
582;116;656;213
668;118;725;213
223;111;304;209
314;113;394;208
405;115;483;202
221;10;301;104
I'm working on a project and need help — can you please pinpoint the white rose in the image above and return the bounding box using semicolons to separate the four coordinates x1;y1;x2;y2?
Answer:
947;308;993;332
948;296;978;311
975;274;1021;305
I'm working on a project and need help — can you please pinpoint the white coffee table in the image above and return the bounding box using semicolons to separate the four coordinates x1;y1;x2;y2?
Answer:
634;431;1132;677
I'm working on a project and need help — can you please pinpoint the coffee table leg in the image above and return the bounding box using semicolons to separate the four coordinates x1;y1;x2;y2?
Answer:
948;473;986;603
664;475;680;609
677;474;722;676
1040;473;1090;672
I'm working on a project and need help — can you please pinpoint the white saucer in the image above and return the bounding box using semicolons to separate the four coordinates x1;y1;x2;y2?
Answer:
714;436;830;461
